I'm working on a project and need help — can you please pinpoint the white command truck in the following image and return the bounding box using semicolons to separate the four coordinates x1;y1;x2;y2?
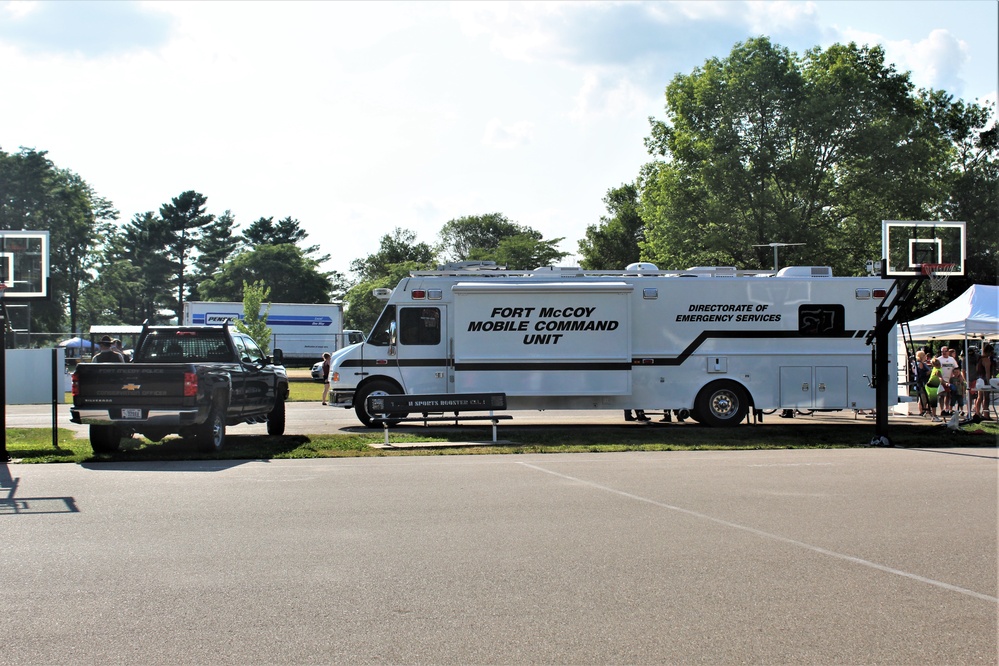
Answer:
327;264;898;427
183;302;355;361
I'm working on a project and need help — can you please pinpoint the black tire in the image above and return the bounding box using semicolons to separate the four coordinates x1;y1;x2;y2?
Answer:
354;380;407;428
267;394;286;436
695;381;749;428
90;425;122;453
197;402;226;452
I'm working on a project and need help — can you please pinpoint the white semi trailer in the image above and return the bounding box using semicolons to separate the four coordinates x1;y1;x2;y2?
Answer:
183;301;358;361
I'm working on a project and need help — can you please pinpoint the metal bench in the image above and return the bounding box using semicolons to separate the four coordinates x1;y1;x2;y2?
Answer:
365;392;511;445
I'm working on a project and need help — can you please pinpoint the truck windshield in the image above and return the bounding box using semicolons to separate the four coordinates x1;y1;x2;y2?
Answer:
368;306;396;346
137;332;231;363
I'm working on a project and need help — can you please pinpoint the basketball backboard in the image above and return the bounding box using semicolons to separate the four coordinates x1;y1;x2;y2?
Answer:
0;231;50;300
882;221;966;278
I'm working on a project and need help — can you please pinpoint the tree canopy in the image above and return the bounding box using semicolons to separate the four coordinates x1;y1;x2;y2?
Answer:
3;36;994;341
577;184;644;270
197;244;335;304
639;37;997;301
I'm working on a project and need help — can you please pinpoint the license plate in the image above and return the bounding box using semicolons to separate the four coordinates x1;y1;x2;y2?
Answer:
121;409;143;419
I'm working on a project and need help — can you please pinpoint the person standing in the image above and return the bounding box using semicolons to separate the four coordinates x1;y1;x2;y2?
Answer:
320;352;332;405
949;367;967;418
938;346;958;416
913;350;930;416
925;357;943;422
92;335;124;363
974;344;996;420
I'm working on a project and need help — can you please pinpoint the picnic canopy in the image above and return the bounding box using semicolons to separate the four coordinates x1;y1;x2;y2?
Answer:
907;284;999;340
57;336;94;350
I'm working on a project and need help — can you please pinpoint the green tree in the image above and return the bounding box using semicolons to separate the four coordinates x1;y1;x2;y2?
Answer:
920;91;998;300
242;215;328;262
190;209;240;301
242;216;307;247
471;234;568;269
234;280;272;354
0;148;117;335
344;229;437;333
159;190;215;316
82;212;175;326
639;38;928;277
437;213;524;261
342;262;420;333
349;228;437;281
577;184;645;269
196;244;334;303
437;213;567;269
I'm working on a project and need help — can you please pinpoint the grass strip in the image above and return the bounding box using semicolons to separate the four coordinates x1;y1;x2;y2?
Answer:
5;419;996;464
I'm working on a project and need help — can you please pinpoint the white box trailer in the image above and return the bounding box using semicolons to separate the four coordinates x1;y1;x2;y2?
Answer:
328;264;898;427
182;301;353;361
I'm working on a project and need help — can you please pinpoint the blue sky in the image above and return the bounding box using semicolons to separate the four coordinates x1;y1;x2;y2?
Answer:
1;1;996;276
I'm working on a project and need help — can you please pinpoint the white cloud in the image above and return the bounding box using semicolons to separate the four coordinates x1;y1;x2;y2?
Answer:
744;0;820;33
570;72;652;124
0;1;994;280
895;29;970;94
482;118;535;149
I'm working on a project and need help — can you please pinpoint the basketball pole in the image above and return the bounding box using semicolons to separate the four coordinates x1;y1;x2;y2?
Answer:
1;285;8;462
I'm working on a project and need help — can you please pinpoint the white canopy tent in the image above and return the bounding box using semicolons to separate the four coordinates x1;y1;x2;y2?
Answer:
893;284;998;415
907;284;999;341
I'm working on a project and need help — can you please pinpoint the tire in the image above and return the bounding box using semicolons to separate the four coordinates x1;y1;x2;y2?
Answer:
90;425;122;454
267;394;286;436
695;381;749;428
197;402;226;452
354;380;407;428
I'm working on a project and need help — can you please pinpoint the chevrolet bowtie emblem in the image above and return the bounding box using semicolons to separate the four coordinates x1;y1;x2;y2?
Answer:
122;384;141;391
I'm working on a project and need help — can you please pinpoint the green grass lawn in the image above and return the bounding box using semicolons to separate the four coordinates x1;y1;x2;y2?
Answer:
6;418;996;464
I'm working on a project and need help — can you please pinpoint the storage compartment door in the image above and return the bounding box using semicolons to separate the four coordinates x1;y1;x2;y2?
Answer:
780;366;813;409
815;366;848;409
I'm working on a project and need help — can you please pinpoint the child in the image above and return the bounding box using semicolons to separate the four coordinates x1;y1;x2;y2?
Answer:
925;358;943;422
949;367;967;417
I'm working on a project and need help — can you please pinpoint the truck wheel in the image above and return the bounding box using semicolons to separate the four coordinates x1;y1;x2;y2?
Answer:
354;380;407;428
695;381;749;428
267;394;286;436
197;403;226;452
90;425;122;453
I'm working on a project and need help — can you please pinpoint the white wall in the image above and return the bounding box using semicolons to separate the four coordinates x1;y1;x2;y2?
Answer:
5;348;66;404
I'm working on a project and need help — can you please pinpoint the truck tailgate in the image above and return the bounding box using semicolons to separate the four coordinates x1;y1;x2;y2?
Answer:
73;364;197;408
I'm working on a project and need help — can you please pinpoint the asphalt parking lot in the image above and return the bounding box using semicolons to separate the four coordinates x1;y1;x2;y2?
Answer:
2;446;996;665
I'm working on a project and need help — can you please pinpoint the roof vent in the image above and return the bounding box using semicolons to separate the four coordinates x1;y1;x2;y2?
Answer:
775;266;833;277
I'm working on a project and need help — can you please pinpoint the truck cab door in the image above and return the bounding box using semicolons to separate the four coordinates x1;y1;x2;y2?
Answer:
396;305;449;394
234;335;274;414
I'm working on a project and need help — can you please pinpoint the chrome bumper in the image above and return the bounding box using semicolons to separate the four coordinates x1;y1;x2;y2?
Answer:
70;408;201;427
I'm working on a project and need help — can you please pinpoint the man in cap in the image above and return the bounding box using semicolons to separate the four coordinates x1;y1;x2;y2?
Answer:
92;335;125;363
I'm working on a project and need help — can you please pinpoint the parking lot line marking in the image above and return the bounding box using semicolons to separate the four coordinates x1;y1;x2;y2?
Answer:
519;462;998;605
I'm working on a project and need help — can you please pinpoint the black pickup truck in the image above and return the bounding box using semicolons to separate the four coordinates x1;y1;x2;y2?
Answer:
71;323;289;454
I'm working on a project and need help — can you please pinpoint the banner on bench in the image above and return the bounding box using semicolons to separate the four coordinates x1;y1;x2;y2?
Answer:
368;393;507;413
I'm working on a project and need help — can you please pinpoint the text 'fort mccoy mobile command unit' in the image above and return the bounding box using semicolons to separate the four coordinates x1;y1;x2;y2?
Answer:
327;263;899;427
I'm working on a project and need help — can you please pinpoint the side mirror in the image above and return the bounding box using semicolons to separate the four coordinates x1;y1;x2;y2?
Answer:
388;320;398;357
272;349;284;365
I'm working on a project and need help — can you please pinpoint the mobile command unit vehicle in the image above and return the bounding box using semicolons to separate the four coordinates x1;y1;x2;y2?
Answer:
183;301;354;361
71;322;289;453
327;263;899;427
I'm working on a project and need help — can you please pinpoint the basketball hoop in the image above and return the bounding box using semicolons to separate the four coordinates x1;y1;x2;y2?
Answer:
921;263;955;292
